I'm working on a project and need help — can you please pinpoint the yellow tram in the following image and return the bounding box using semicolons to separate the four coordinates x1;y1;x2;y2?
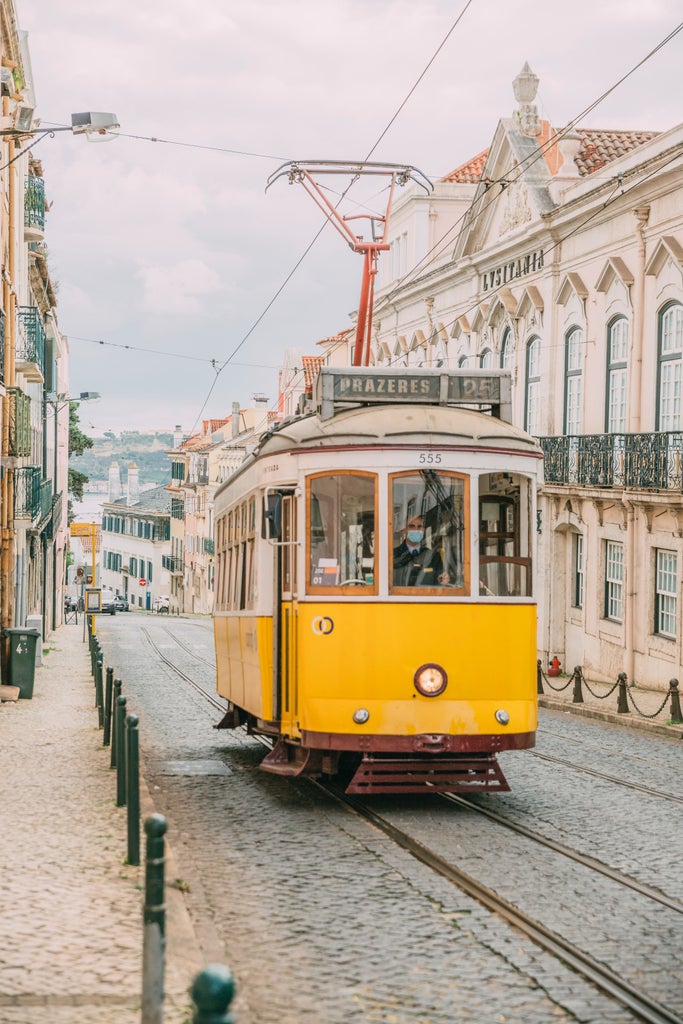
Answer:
213;368;543;794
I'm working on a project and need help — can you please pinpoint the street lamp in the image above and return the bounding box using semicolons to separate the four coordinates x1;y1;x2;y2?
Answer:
0;111;120;138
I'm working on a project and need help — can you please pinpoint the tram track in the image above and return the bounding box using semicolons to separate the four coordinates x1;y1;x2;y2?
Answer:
529;749;683;805
315;780;683;1024
148;644;682;1024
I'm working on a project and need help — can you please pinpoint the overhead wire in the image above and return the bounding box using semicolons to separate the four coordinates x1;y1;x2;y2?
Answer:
186;0;477;432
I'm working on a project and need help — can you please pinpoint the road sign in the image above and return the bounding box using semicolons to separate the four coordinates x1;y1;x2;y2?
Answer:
139;578;146;586
70;522;96;537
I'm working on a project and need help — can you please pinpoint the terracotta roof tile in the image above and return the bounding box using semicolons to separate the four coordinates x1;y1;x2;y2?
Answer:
573;128;659;176
302;355;325;388
439;150;489;184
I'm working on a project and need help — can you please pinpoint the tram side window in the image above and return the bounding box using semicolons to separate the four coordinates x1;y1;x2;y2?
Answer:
478;473;532;597
308;473;376;589
390;472;468;592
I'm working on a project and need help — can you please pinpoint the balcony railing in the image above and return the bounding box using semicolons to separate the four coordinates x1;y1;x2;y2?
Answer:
24;175;46;234
171;498;185;521
540;432;683;491
7;387;32;457
162;555;183;574
17;306;46;379
37;478;53;524
14;466;41;519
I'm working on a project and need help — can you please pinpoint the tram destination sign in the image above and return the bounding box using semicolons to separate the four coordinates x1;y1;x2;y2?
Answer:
316;368;511;422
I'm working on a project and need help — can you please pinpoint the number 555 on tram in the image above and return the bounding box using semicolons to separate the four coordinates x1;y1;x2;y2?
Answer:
213;368;544;794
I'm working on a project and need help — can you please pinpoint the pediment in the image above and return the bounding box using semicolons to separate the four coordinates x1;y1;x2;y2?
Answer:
450;315;470;341
515;285;544;318
596;257;634;293
410;329;427;351
487;287;517;322
471;303;490;333
645;236;683;277
454;118;555;262
556;272;588;305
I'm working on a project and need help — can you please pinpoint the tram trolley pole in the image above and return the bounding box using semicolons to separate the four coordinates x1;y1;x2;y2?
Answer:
126;713;140;866
142;814;167;1024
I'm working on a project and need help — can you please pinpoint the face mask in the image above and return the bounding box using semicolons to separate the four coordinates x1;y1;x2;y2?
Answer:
407;529;424;545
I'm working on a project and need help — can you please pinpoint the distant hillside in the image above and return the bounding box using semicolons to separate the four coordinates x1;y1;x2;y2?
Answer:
70;430;174;489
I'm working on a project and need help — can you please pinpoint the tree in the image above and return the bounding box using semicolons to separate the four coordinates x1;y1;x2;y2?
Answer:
68;402;94;518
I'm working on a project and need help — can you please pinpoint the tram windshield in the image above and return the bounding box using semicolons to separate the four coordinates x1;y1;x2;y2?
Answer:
478;473;532;597
308;473;376;589
390;472;467;592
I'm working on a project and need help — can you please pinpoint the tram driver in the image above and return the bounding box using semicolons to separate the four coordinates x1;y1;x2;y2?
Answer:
393;516;450;587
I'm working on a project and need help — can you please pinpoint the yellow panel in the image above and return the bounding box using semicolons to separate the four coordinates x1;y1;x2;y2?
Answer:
296;603;537;737
214;614;273;720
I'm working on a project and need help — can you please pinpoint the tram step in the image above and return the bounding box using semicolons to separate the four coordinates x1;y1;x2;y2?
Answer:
346;754;510;795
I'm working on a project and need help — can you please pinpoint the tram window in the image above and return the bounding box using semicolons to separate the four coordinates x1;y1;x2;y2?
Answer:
307;473;376;590
478;473;532;597
390;472;468;593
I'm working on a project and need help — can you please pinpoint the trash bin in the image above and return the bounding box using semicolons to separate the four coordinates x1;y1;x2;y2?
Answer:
5;628;40;699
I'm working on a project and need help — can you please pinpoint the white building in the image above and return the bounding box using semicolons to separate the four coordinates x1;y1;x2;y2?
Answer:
100;464;171;610
362;64;683;691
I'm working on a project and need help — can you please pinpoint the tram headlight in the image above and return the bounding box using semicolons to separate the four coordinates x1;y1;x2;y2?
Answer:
413;663;447;697
353;708;370;724
495;709;510;726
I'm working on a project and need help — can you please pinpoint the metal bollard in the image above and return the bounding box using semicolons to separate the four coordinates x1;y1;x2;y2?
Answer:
142;814;167;1024
616;672;629;714
115;694;127;806
110;679;122;768
95;654;104;725
536;659;544;695
103;667;114;746
191;965;236;1024
572;666;584;704
126;713;140;866
669;678;683;724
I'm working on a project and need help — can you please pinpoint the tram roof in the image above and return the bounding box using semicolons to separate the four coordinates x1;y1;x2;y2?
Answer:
256;403;542;456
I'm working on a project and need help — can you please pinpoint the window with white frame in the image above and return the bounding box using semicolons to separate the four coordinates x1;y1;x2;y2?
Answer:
655;549;677;638
606;317;629;433
572;533;584;609
604;540;623;622
480;348;493;369
657;302;683;431
564;327;583;435
525;336;541;435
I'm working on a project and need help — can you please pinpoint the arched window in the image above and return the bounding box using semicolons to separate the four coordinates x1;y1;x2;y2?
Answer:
458;355;468;369
605;316;629;433
525;336;541;434
657;302;683;431
564;327;583;435
480;348;493;369
500;328;514;371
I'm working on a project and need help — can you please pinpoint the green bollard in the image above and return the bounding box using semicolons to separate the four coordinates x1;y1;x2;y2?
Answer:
142;814;167;1024
115;694;127;807
126;713;140;866
95;654;104;725
103;667;114;746
110;679;122;768
191;965;236;1024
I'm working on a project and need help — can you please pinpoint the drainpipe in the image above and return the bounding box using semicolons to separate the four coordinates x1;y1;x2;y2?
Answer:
630;206;650;433
622;497;636;684
1;131;17;669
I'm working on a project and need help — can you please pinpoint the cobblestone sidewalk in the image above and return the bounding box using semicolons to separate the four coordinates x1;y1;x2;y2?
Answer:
0;620;202;1023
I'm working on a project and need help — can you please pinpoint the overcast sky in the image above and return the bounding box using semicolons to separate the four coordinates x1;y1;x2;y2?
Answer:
17;0;683;437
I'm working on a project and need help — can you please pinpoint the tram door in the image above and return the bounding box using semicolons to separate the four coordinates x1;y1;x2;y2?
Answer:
278;493;299;736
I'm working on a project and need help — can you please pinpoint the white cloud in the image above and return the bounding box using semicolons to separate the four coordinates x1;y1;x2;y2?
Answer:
137;259;224;315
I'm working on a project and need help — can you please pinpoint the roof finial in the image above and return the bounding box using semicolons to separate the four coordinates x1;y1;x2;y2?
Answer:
513;62;540;137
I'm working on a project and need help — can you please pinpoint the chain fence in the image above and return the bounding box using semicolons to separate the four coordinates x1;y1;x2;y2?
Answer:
537;660;683;725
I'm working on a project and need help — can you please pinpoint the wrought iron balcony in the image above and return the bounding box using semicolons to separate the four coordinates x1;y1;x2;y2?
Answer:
14;466;41;519
37;478;53;524
17;306;46;381
7;387;31;457
539;432;683;492
24;175;45;237
162;555;183;574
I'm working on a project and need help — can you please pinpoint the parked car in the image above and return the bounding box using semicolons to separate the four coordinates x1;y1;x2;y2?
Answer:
153;595;170;614
114;595;129;612
100;589;116;615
